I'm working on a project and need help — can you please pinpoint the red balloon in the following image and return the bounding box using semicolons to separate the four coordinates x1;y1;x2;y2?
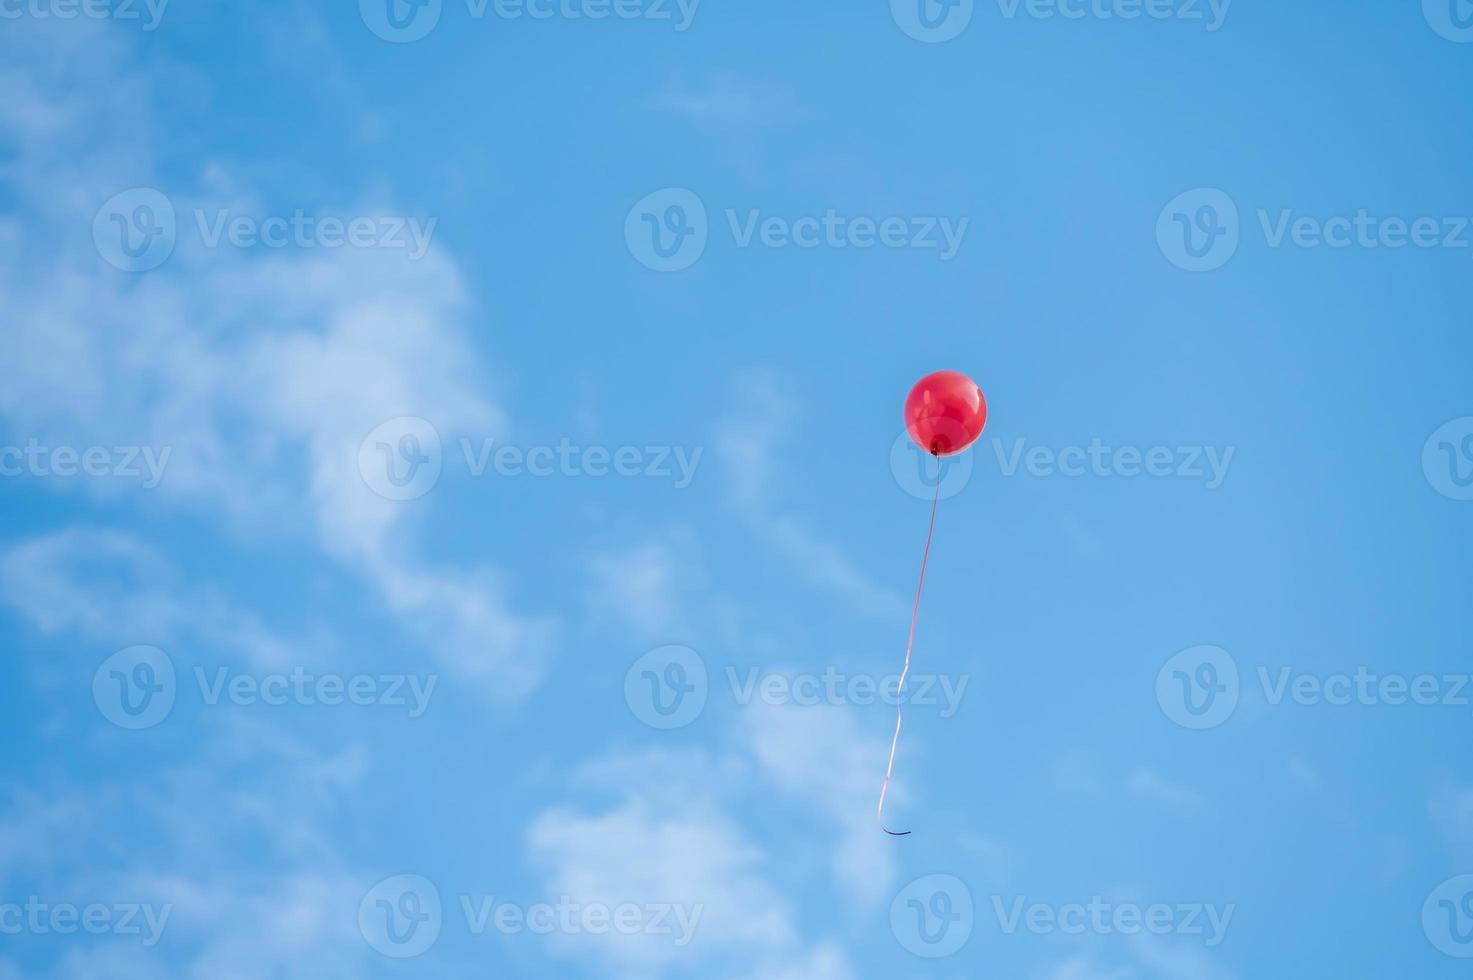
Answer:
904;371;987;457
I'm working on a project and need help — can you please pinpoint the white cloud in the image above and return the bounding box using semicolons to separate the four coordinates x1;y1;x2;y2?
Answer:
585;530;707;638
529;800;793;963
0;528;298;671
0;717;376;979
715;370;903;620
588;540;681;633
741;700;897;906
730;942;855;980
0;17;554;698
527;743;860;980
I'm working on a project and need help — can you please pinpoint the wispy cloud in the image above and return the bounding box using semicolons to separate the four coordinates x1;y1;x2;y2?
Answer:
0;716;376;979
0;528;299;671
527;725;873;979
741;700;897;906
651;73;799;129
1430;781;1473;863
0;16;555;698
585;529;704;637
715;369;904;620
1127;768;1206;814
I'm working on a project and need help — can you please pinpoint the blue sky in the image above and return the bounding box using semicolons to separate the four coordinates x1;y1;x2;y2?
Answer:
2;1;1473;977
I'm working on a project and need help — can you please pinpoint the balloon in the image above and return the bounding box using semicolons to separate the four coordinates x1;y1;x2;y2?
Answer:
904;370;987;457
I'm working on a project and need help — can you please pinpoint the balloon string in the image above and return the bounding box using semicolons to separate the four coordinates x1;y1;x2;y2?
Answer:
877;459;943;837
